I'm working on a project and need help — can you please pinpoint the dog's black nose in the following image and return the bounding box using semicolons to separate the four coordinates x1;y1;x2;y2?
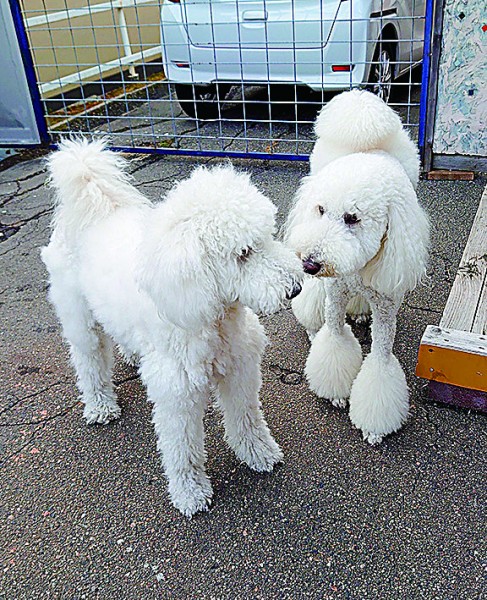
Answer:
286;282;302;300
302;258;322;275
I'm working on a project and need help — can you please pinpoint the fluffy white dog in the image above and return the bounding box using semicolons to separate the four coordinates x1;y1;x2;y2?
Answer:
285;90;429;444
42;139;303;516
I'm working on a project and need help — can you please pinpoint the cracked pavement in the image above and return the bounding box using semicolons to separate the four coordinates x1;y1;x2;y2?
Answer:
0;149;486;600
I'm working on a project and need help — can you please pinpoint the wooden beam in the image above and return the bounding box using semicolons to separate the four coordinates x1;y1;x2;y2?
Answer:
440;187;487;333
416;185;487;410
431;154;487;173
416;325;487;392
427;170;475;181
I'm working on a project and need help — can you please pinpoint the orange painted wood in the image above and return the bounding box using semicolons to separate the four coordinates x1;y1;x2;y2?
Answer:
416;344;487;392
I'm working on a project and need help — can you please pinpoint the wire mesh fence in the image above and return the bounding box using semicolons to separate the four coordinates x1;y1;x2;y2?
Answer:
18;0;427;159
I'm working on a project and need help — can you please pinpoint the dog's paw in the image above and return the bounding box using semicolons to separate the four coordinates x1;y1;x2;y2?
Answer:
235;434;284;473
349;313;371;325
306;329;317;342
362;431;383;445
306;324;362;401
329;397;348;409
349;353;409;444
169;475;213;517
83;396;121;425
117;345;139;367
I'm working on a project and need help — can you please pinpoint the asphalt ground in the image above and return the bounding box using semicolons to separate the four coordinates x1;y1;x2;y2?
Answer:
0;149;486;600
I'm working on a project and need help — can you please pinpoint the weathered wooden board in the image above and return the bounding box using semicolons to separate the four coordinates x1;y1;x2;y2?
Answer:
471;274;487;335
416;186;487;409
440;187;487;333
419;325;487;355
416;327;487;392
427;170;475;181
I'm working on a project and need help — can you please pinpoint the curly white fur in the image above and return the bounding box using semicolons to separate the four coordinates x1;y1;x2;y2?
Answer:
286;90;429;444
42;139;303;516
309;89;420;188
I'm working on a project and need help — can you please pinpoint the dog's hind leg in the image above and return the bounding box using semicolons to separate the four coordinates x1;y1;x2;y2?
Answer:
141;353;212;517
214;306;283;472
349;295;408;444
305;278;363;408
45;261;120;425
70;328;120;425
346;294;371;324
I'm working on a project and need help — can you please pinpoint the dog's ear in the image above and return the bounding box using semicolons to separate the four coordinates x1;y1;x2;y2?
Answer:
138;219;220;331
362;187;429;298
283;175;313;244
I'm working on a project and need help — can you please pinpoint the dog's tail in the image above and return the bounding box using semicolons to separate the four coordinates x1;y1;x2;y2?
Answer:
313;90;419;186
47;137;149;232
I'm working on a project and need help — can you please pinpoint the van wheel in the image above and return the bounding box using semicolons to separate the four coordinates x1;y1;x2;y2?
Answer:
175;84;230;119
369;43;395;103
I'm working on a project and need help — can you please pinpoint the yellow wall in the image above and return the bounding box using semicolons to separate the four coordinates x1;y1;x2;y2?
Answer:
20;0;163;97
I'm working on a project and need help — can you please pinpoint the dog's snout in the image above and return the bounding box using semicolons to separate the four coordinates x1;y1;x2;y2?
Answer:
302;257;322;275
286;281;302;300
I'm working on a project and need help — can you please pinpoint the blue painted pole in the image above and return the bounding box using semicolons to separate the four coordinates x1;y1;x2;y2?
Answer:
8;0;50;145
418;0;434;158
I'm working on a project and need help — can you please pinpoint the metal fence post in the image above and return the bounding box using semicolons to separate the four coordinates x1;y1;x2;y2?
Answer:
419;0;445;172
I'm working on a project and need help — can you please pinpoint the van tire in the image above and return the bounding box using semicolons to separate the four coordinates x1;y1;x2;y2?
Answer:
175;84;230;119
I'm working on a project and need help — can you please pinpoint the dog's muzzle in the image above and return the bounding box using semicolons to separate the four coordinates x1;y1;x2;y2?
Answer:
286;281;302;300
302;257;336;278
302;257;321;275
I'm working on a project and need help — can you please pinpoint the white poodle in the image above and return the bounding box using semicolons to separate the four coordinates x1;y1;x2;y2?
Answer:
41;139;303;516
285;90;429;444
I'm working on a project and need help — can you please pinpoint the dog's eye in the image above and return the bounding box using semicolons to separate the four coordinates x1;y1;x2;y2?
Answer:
343;213;360;226
238;247;253;262
317;205;325;216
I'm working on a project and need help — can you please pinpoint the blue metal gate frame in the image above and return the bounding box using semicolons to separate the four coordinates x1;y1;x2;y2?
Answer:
7;0;49;147
8;0;433;165
418;0;434;163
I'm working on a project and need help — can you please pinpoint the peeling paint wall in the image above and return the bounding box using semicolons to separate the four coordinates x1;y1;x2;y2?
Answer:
433;0;487;157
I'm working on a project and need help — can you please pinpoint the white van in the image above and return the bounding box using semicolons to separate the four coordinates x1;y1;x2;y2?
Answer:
161;0;425;118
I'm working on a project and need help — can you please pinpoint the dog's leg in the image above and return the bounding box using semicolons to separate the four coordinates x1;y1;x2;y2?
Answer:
305;278;363;408
349;298;408;445
47;275;120;424
69;325;120;425
215;307;283;472
141;354;212;517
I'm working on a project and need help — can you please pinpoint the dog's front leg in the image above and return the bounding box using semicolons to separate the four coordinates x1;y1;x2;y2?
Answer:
141;354;212;517
215;307;283;472
349;295;408;445
305;278;363;408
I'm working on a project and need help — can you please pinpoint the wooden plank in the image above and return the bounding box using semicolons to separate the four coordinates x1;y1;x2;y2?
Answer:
429;381;487;413
427;170;475;181
416;326;487;392
440;186;487;333
419;325;487;355
472;272;487;335
432;154;487;173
